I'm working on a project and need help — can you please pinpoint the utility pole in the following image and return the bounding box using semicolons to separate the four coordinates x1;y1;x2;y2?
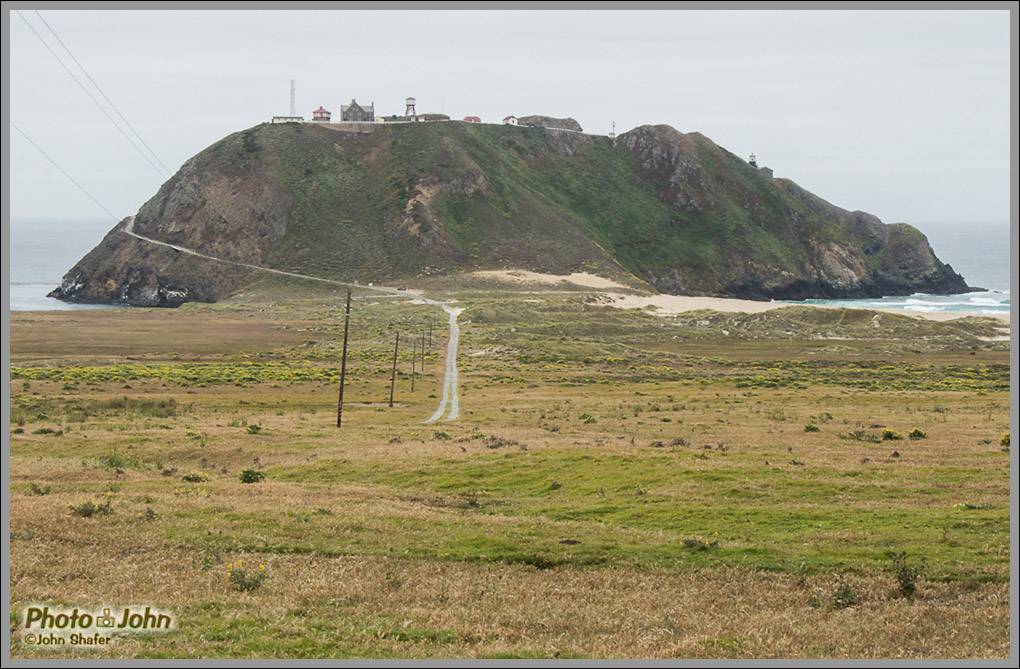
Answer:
389;331;399;408
428;316;433;354
336;289;351;428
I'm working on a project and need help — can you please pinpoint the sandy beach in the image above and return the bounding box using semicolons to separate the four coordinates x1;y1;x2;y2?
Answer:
469;269;1011;324
471;269;633;290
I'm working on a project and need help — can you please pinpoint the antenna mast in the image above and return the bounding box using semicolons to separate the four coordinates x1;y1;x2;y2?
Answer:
290;79;296;116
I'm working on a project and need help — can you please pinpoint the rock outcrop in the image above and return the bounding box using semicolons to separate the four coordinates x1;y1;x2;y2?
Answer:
517;115;583;132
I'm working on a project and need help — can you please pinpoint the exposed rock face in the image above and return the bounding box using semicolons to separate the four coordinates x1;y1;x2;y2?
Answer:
517;115;583;132
617;125;710;212
50;127;287;306
51;120;971;307
48;216;261;307
392;166;488;262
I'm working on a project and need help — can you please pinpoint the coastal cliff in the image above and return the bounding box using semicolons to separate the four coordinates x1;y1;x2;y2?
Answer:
51;120;969;306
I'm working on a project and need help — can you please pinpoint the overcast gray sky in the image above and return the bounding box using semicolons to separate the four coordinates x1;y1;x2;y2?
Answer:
7;7;1014;226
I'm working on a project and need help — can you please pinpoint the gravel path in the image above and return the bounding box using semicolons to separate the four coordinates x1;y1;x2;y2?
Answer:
423;305;464;423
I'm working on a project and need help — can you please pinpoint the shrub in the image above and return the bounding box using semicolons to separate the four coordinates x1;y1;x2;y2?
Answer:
908;428;927;440
432;430;451;441
578;413;597;424
1001;432;1010;448
68;495;113;517
246;424;262;434
832;573;856;609
882;429;902;441
137;507;158;522
838;429;881;443
680;533;719;550
181;471;210;483
97;452;141;470
888;551;926;597
953;502;992;510
239;469;265;484
804;423;820;432
29;483;51;496
227;559;267;592
485;436;520;449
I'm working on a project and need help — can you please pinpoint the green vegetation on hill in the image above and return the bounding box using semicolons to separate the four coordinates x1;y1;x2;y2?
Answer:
257;124;412;279
52;119;969;306
247;121;964;296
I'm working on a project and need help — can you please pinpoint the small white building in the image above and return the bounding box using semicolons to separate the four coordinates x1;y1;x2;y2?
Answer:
502;115;518;126
271;116;304;124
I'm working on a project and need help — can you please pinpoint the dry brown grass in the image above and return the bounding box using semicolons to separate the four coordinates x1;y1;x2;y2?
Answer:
7;297;1012;659
10;308;308;364
10;530;1010;659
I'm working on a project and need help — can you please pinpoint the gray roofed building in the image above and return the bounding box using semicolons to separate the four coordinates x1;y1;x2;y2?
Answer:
341;99;375;122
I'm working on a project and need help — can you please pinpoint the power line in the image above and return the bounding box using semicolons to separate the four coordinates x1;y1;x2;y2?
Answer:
33;9;173;176
11;120;120;221
16;10;170;180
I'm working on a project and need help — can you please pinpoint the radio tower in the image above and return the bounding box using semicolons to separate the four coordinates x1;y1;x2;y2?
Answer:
290;79;296;116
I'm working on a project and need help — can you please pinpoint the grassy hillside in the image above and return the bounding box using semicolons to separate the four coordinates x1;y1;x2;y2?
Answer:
51;119;969;307
228;123;830;283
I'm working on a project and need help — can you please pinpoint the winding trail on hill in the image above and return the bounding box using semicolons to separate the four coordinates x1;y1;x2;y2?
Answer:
120;216;462;422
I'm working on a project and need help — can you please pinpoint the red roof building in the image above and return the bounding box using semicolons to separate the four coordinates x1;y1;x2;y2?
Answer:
463;116;481;123
502;115;518;126
312;106;331;122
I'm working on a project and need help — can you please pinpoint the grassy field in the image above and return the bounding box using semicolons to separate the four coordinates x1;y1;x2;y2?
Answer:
8;282;1011;658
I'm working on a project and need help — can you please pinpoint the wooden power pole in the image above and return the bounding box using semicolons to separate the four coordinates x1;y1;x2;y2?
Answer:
336;289;352;428
389;331;399;408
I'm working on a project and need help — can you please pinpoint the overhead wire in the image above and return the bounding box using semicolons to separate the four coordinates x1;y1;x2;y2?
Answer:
33;9;173;176
15;11;245;253
15;9;171;180
10;120;120;221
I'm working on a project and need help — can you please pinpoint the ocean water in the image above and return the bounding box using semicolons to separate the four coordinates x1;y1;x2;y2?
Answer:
7;217;122;311
6;218;1013;315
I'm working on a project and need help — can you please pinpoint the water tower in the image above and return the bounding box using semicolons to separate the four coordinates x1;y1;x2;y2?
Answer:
405;97;416;116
